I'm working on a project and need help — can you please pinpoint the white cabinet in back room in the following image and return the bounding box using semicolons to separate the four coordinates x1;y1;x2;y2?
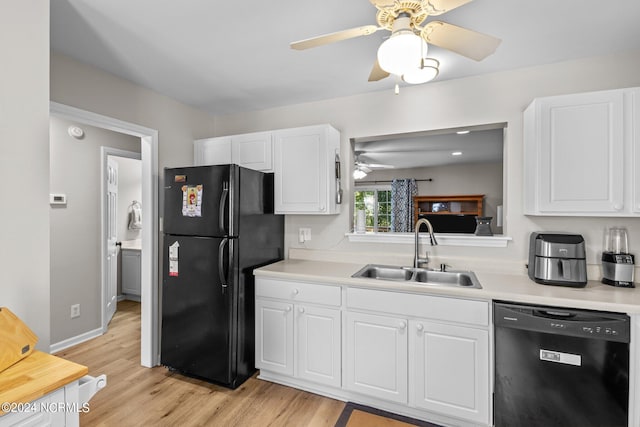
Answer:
273;124;341;215
121;248;141;298
524;87;640;216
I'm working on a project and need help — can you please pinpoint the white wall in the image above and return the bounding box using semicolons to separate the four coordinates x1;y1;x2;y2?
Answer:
116;157;142;242
49;117;140;344
214;50;640;273
0;0;51;350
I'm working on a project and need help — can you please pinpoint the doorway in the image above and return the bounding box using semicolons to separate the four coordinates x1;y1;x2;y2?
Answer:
50;102;159;367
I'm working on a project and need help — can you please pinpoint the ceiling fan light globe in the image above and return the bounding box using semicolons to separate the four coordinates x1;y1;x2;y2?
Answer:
377;32;427;76
353;169;368;180
402;58;439;84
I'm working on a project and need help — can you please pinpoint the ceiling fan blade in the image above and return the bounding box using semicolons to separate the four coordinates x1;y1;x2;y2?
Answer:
369;0;396;8
368;59;390;82
291;25;380;50
421;21;501;61
365;163;395;169
424;0;473;16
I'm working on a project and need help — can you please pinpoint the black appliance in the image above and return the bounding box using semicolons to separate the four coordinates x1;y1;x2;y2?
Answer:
161;165;284;389
494;301;630;427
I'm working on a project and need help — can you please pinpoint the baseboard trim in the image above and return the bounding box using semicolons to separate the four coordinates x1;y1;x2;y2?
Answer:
49;327;104;354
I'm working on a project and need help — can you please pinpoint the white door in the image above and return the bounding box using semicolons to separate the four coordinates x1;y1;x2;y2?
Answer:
296;305;341;387
345;311;408;403
106;157;118;325
409;320;489;424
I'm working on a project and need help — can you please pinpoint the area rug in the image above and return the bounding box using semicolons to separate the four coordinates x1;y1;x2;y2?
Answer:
334;402;441;427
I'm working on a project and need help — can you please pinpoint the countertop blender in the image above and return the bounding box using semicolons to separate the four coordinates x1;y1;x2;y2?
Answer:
602;227;635;287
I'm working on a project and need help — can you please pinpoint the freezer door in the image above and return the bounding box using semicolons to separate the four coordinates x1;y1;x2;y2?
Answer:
161;235;235;385
163;165;233;237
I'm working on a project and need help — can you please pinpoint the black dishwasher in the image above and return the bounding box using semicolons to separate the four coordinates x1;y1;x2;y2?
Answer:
494;301;630;427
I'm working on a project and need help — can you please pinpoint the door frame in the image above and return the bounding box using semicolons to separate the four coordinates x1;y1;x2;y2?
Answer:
102;148;141;321
50;102;159;368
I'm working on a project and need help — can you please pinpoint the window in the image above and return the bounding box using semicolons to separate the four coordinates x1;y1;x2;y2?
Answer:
354;186;392;232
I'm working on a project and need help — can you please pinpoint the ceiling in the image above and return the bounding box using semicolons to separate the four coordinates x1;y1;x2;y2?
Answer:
50;0;640;116
354;125;503;169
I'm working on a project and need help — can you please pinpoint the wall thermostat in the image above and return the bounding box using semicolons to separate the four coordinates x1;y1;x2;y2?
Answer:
50;193;67;205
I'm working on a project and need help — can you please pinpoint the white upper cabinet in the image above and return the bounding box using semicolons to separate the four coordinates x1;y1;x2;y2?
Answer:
194;136;231;166
194;131;273;172
231;131;273;171
630;88;640;213
273;124;341;215
524;87;640;216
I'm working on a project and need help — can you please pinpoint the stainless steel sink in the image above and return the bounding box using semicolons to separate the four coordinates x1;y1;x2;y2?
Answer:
351;264;482;289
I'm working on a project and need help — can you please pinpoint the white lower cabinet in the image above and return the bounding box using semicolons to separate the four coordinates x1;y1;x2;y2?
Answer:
255;299;294;376
296;305;341;387
409;320;489;424
255;278;491;426
344;311;408;403
255;278;341;387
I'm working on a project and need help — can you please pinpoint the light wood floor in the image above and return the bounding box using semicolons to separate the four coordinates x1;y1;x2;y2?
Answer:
55;300;346;427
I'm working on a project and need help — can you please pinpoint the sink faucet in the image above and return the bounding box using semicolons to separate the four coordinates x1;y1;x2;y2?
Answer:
414;218;438;269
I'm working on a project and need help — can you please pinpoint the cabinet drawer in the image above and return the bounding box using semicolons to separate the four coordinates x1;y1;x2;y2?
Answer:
346;287;489;327
256;278;341;307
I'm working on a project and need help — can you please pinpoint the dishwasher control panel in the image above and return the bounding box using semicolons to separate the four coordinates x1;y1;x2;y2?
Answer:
494;301;630;343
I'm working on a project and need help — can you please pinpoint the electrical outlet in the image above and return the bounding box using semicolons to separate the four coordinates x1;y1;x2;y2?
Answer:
70;304;80;319
298;227;311;243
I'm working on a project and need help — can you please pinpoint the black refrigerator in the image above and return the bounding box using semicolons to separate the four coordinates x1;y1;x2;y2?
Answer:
161;164;284;388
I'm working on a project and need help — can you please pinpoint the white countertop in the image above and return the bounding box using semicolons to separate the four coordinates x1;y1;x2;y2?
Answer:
254;259;640;314
120;239;142;251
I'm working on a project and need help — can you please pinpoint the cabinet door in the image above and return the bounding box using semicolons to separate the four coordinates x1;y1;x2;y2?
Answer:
194;137;232;166
534;91;625;213
232;132;273;172
409;320;489;425
273;125;340;214
296;305;341;387
631;88;640;213
121;249;141;296
345;311;408;403
255;299;294;376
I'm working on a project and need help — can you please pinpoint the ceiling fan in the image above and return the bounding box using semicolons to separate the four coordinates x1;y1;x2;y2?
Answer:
290;0;501;84
354;151;394;179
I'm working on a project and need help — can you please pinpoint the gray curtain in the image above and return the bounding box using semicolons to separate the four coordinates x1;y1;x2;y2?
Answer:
391;178;417;232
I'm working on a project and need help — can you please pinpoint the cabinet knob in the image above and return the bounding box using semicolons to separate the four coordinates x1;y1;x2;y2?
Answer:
398;321;407;330
299;307;305;313
320;205;325;211
416;323;424;331
285;306;292;313
293;289;299;295
614;204;623;210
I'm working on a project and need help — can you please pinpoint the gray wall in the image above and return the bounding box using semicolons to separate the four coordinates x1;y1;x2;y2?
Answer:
0;0;51;350
49;116;140;344
213;50;640;272
362;161;504;233
49;52;216;346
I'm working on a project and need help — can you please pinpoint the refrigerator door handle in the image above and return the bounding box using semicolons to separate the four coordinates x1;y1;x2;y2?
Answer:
219;181;229;235
218;238;229;294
